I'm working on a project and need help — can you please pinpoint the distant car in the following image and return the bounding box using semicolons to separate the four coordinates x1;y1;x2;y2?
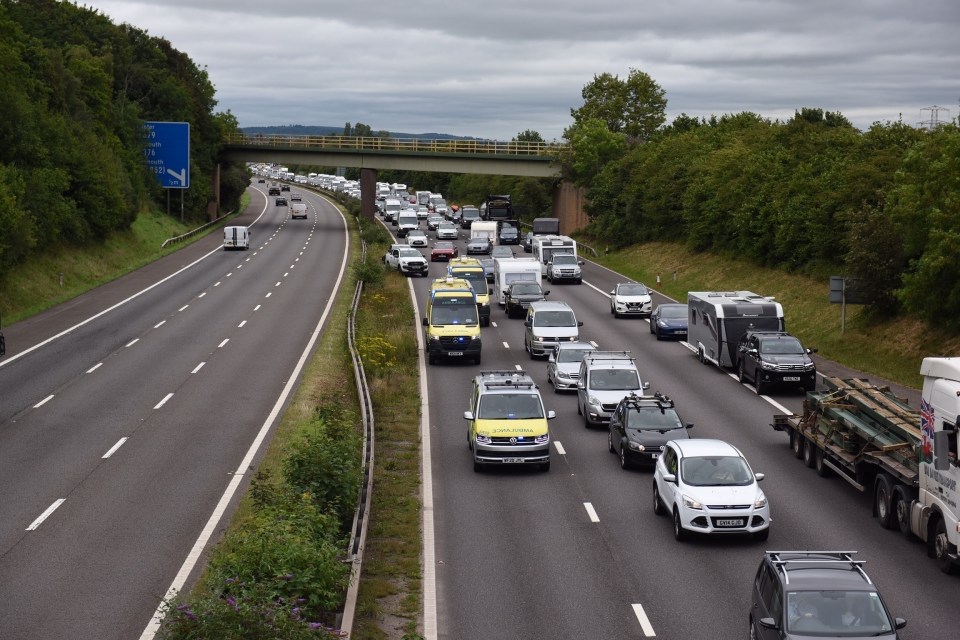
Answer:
436;222;459;240
480;257;495;282
290;193;302;202
546;342;595;392
466;237;492;255
608;393;693;469
426;214;444;231
610;282;652;317
750;551;906;639
490;245;513;260
257;178;266;183
268;186;281;196
522;232;535;253
275;197;287;206
430;241;459;262
280;184;290;191
736;330;817;394
416;205;431;219
650;303;688;341
498;224;520;245
653;438;770;541
407;230;429;247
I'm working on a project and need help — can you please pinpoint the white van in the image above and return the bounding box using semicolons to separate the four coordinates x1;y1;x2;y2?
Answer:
290;203;308;220
224;226;250;250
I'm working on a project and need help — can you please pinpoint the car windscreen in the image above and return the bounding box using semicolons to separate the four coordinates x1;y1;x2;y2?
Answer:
659;305;687;319
786;591;893;636
477;393;544;419
551;253;577;265
760;338;805;354
618;284;648;295
398;249;422;258
458;272;487;295
557;348;593;363
588;369;640;391
434;242;454;250
534;310;576;327
512;283;541;295
429;302;478;326
680;456;753;486
628;407;684;429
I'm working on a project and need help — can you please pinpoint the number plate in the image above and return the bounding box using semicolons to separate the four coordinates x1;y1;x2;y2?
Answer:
716;519;745;527
502;458;525;463
783;376;800;382
448;351;463;356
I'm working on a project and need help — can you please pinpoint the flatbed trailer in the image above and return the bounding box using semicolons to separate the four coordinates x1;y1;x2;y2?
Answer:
772;365;960;574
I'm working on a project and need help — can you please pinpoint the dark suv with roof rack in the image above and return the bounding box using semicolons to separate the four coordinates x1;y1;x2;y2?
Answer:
750;551;906;639
607;393;693;469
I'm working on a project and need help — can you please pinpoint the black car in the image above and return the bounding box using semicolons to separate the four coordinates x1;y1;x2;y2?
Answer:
649;303;688;340
275;197;287;206
280;184;290;191
499;224;520;245
522;232;535;253
607;393;692;469
751;551;906;639
736;331;816;394
504;281;549;318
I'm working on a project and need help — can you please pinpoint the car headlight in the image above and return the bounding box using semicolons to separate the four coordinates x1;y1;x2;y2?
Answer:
534;434;549;444
682;494;703;510
588;395;601;406
628;441;645;451
754;492;767;509
804;362;816;371
760;360;777;370
476;434;491;445
658;320;668;327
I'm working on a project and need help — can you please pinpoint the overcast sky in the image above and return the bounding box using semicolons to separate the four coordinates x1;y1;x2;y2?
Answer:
80;0;959;140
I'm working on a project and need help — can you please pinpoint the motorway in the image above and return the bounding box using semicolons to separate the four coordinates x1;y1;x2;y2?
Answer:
0;185;348;640
391;223;954;639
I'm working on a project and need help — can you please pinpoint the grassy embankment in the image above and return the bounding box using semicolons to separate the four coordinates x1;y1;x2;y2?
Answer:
579;238;960;389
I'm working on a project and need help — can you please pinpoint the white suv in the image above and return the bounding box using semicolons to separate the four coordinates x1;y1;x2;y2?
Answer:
652;438;770;541
576;351;648;427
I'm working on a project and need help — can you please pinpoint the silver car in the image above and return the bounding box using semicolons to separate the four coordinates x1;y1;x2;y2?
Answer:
436;222;459;240
547;342;597;393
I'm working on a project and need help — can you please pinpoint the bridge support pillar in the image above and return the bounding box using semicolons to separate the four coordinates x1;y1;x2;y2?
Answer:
360;168;378;222
552;181;588;234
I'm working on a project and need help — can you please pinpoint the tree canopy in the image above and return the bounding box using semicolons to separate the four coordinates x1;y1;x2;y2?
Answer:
568;69;667;142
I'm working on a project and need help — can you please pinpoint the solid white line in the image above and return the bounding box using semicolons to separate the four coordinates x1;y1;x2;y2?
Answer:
763;396;792;414
140;195;352;640
632;603;657;636
26;499;66;531
153;393;173;409
584;502;600;522
554;441;566;455
34;395;54;408
86;363;103;374
191;362;205;374
238;320;247;328
154;321;166;329
126;338;139;347
103;438;128;459
218;339;229;348
502;341;510;349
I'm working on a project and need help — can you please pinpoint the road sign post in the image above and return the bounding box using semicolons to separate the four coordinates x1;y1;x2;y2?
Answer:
143;122;190;221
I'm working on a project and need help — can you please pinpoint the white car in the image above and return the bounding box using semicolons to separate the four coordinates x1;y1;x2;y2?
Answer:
652;439;770;541
610;282;652;317
407;230;429;247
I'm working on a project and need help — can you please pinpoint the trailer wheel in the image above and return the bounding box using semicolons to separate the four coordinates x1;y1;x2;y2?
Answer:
875;476;895;529
932;519;957;575
814;447;831;477
893;486;913;537
790;431;805;459
803;439;817;468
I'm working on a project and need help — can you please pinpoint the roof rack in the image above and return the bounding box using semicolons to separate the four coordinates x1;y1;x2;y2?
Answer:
583;350;634;364
766;551;870;585
622;392;674;410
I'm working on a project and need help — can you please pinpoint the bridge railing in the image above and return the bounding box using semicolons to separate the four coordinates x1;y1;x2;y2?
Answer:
223;133;568;157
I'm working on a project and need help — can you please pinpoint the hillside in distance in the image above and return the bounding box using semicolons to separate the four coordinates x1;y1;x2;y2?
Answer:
242;124;479;140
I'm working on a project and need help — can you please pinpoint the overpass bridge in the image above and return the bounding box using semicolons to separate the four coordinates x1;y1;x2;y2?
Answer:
220;134;586;230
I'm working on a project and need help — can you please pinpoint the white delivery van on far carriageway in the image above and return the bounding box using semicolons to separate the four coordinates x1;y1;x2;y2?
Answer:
223;226;250;250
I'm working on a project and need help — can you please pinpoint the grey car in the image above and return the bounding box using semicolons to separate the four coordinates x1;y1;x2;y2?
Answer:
466;237;493;255
547;342;596;393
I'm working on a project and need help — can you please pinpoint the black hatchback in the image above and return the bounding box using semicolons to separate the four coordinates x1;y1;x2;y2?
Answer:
607;393;692;469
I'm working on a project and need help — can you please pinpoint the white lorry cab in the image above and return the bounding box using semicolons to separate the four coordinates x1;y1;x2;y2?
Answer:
687;291;784;369
532;235;578;276
223;226;250;250
493;257;542;306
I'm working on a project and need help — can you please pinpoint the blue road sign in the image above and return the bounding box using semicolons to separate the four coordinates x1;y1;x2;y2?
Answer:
143;121;190;189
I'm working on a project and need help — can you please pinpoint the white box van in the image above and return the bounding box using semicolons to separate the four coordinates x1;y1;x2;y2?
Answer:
224;226;250;250
290;203;308;219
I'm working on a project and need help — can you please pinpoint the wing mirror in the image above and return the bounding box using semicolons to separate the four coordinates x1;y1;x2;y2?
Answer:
758;618;778;630
755;473;765;481
663;473;677;484
422;317;428;326
463;411;475;420
686;423;694;429
546;411;557;420
577;321;584;327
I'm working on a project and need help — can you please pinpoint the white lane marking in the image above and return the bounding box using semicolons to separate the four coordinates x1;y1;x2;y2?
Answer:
515;364;523;370
632;603;656;636
680;341;696;353
283;272;289;278
584;502;600;523
218;339;229;348
583;280;609;298
265;292;272;298
178;305;189;312
590;340;600;348
103;438;128;458
254;305;261;311
34;395;54;408
214;281;221;287
275;282;281;287
154;393;173;409
126;338;139;347
26;499;66;531
140;199;351;640
198;292;206;299
226;272;232;277
191;362;205;374
764;396;792;413
154;321;166;329
554;441;566;455
253;252;259;256
238;320;247;328
502;341;510;349
290;264;295;269
87;363;103;374
236;264;243;269
491;321;498;328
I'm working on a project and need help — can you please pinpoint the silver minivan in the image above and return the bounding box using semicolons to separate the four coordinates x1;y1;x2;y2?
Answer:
524;301;583;359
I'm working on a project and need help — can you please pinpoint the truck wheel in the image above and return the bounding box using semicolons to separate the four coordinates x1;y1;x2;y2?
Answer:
933;519;957;574
814;447;831;477
803;439;817;468
893;486;914;537
790;431;805;459
875;476;894;529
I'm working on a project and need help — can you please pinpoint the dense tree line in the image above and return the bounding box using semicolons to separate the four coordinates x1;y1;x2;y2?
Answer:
0;0;247;279
563;71;960;327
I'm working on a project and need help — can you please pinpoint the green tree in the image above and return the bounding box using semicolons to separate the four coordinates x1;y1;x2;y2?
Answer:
513;129;543;142
561;118;627;187
568;68;667;142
